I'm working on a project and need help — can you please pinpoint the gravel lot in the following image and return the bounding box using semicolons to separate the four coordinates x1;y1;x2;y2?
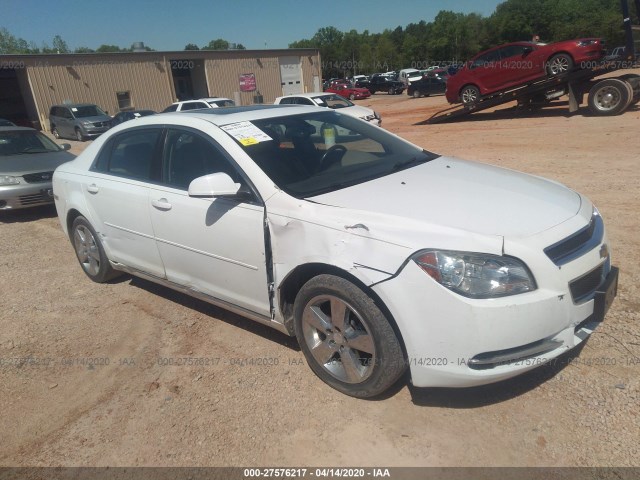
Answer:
1;82;639;467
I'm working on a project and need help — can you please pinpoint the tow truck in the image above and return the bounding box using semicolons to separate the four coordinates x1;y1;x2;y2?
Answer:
423;0;640;124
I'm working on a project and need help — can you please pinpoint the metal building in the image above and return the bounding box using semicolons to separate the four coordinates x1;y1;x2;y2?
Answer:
0;48;322;131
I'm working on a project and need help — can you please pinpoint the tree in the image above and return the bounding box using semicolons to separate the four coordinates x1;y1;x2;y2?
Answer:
184;43;200;50
74;46;95;53
52;35;69;53
203;38;230;50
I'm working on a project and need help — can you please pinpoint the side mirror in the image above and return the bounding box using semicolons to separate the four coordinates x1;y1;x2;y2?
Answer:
522;47;533;55
188;172;245;198
60;143;71;151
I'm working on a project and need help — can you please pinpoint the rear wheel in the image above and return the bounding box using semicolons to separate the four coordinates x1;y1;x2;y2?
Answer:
587;78;632;116
546;53;574;76
71;216;121;283
460;85;480;105
388;87;395;95
412;90;421;98
294;275;406;398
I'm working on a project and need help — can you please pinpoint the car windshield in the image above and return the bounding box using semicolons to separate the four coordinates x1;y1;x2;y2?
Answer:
312;95;353;109
208;99;235;107
0;131;62;156
223;111;439;198
72;105;107;118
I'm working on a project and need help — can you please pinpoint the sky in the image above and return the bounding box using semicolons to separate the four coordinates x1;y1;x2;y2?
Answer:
2;0;503;51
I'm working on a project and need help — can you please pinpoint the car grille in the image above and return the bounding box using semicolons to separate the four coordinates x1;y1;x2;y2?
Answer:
22;171;54;183
544;212;603;266
92;122;108;128
19;193;52;206
569;263;605;304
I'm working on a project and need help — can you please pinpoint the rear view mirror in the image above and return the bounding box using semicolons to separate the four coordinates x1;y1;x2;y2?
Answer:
188;172;243;198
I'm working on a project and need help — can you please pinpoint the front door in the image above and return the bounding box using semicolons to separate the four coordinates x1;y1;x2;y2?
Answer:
148;127;271;316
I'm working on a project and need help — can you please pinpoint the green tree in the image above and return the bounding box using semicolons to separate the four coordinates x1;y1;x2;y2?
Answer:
52;35;69;53
184;43;200;50
203;38;230;50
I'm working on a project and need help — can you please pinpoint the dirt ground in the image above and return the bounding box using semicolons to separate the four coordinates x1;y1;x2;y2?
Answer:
1;79;639;468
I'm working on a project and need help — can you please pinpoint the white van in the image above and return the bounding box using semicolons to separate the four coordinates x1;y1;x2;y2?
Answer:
398;68;420;85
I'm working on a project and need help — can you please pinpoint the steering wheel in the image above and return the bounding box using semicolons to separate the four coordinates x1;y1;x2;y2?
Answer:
318;145;347;172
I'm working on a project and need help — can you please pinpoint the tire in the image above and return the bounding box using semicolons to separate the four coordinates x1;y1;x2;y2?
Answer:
619;74;640;106
293;274;406;398
75;128;85;142
460;85;480;105
349;93;356;100
546;53;574;76
71;216;121;283
412;90;421;98
51;126;60;139
587;78;632;116
369;89;375;95
388;87;395;95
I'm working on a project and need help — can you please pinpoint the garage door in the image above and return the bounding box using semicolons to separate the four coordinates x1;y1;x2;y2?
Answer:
279;56;303;96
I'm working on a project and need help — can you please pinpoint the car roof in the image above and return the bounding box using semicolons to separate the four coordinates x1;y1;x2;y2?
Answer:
51;103;99;108
147;105;324;127
275;92;343;102
0;126;37;132
201;97;233;102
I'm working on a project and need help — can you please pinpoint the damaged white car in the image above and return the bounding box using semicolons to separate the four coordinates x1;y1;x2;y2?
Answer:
53;105;618;398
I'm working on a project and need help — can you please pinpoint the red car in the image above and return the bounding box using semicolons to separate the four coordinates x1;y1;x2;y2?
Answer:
325;82;372;100
445;39;605;104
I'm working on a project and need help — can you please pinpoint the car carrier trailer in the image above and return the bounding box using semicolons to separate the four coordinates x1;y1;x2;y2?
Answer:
422;0;640;125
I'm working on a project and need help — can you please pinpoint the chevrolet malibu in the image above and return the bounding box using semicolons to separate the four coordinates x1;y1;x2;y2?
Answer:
52;106;618;398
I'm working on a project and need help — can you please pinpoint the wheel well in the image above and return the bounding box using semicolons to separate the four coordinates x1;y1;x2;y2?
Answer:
66;209;83;238
459;83;479;97
547;51;574;63
277;263;407;358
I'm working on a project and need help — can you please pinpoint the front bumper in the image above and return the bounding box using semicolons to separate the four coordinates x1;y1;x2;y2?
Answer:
0;183;55;210
372;213;618;388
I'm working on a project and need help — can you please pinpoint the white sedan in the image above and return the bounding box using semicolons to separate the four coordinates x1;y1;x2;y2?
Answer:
274;92;381;126
52;106;618;398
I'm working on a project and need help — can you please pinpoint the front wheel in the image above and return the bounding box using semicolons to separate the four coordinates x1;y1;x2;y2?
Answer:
293;275;406;398
51;126;60;139
412;90;421;98
75;129;85;142
546;53;574;76
71;216;121;283
349;93;356;100
388;87;395;95
460;85;480;105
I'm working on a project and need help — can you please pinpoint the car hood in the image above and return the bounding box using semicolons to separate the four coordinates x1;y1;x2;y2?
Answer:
309;157;581;238
0;150;76;175
342;105;375;118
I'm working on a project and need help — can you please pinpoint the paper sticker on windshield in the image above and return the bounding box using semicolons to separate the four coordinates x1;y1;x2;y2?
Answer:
313;98;325;105
71;108;78;112
221;121;272;146
133;112;141;117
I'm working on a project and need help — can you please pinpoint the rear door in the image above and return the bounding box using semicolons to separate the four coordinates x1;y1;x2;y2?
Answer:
468;48;504;92
498;44;542;87
83;127;166;278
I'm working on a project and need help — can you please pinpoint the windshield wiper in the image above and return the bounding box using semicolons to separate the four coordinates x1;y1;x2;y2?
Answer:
392;150;438;172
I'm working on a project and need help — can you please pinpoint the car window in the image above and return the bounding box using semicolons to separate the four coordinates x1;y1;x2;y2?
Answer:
471;49;501;68
163;104;178;113
0;130;62;155
72;105;107;118
181;102;207;111
105;129;161;180
60;108;73;119
278;97;296;105
161;129;239;189
500;45;529;59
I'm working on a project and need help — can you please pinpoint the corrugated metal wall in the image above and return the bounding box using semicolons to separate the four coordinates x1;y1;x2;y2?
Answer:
0;49;321;132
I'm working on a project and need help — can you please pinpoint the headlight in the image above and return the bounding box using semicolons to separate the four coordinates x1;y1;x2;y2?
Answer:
0;175;20;186
81;120;92;126
413;250;536;298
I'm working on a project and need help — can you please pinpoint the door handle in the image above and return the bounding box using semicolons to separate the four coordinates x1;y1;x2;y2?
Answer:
152;198;172;211
87;184;99;194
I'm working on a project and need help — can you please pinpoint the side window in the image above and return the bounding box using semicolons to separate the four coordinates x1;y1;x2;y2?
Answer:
279;97;295;105
62;108;73;119
181;102;207;111
163;104;178;112
472;50;500;68
298;98;315;106
162;129;239;190
500;45;527;59
106;129;161;180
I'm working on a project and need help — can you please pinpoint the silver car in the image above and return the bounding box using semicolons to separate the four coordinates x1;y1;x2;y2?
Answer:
0;127;75;210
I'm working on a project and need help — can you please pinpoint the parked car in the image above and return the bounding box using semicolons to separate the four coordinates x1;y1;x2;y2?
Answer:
0;126;74;210
324;82;371;100
0;118;16;127
274;92;381;126
162;98;235;112
398;68;421;85
368;74;405;95
446;39;606;104
351;75;370;88
407;76;448;98
110;110;156;127
49;104;112;142
53;106;617;398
